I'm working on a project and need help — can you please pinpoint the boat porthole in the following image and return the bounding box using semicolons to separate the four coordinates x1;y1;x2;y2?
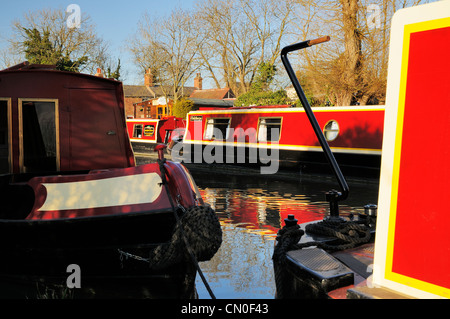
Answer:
323;120;339;141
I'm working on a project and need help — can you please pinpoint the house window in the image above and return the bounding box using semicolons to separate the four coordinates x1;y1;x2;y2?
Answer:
323;120;339;141
157;106;167;119
133;124;143;138
204;118;231;140
258;117;282;142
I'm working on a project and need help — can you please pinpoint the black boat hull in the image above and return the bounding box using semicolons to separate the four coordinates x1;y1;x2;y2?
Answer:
172;143;381;177
0;209;200;298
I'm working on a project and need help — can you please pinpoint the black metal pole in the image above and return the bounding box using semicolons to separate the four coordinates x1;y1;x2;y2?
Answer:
280;36;349;203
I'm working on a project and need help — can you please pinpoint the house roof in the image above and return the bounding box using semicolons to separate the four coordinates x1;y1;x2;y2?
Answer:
123;85;154;98
124;85;196;99
190;88;235;100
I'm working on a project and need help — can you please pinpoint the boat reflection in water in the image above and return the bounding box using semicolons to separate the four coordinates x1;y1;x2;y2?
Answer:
191;171;378;299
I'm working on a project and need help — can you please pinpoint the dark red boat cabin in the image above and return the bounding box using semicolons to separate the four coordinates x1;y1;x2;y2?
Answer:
0;63;135;174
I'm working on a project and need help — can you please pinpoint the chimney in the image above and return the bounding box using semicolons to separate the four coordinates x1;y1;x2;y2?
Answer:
145;68;153;87
95;68;104;77
194;72;202;90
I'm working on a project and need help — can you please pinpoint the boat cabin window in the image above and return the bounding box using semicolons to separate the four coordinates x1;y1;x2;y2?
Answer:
0;99;10;173
19;99;59;173
323;120;339;141
133;124;143;138
258;117;282;142
204;118;231;140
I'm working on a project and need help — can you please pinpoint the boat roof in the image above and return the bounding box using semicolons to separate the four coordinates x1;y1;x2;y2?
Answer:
0;62;121;84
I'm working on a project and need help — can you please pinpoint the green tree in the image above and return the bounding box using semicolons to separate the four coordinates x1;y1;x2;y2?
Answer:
56;56;88;72
235;62;289;107
105;59;121;80
6;7;109;74
22;27;87;72
22;28;57;64
252;62;277;91
235;90;289;107
173;98;194;119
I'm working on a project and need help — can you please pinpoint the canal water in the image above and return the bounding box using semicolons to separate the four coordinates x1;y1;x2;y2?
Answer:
184;166;380;299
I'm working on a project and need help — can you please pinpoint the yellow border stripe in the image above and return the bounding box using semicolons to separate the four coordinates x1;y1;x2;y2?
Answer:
182;139;381;154
385;17;450;298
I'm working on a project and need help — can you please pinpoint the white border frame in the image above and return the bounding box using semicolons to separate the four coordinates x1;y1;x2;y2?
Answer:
373;1;450;299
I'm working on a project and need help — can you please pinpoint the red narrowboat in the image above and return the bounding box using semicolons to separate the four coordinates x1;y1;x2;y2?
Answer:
171;105;384;176
126;116;185;153
0;62;221;298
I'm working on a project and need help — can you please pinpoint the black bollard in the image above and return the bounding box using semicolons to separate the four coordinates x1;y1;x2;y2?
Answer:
326;189;341;220
284;214;298;227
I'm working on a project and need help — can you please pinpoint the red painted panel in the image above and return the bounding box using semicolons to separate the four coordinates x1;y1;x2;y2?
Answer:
187;108;384;150
392;27;450;288
158;117;185;143
127;119;159;142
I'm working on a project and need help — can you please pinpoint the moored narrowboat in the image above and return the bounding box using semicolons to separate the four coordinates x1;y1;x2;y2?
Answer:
171;105;384;176
0;62;221;298
126;116;185;153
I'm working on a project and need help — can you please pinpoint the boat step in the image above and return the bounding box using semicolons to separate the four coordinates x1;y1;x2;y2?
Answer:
332;243;374;279
284;248;354;297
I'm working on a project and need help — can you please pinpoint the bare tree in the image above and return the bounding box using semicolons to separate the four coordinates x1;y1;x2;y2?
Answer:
5;7;109;73
0;46;23;70
129;9;203;102
292;0;431;106
195;0;294;95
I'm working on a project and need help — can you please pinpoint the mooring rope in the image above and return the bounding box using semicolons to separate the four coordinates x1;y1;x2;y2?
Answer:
272;217;372;298
302;218;371;251
272;223;304;264
157;158;221;299
273;218;372;264
117;159;222;299
118;205;221;267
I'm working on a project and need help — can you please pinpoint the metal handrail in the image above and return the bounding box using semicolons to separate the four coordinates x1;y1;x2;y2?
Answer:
280;36;349;215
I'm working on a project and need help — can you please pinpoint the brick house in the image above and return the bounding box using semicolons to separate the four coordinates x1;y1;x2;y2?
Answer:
124;68;196;118
189;73;236;109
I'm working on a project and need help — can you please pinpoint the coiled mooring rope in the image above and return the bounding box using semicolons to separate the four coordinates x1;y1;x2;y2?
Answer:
157;158;222;299
146;205;222;269
303;218;371;251
117;204;222;299
118;159;222;299
272;217;372;298
272;223;304;264
273;218;372;264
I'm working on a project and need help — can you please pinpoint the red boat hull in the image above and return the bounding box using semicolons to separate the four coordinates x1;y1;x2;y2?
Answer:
172;106;384;176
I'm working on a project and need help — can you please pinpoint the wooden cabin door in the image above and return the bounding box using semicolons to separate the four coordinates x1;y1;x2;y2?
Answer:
67;88;128;170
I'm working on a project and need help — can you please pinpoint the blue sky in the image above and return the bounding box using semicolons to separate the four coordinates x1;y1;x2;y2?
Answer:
0;0;199;85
